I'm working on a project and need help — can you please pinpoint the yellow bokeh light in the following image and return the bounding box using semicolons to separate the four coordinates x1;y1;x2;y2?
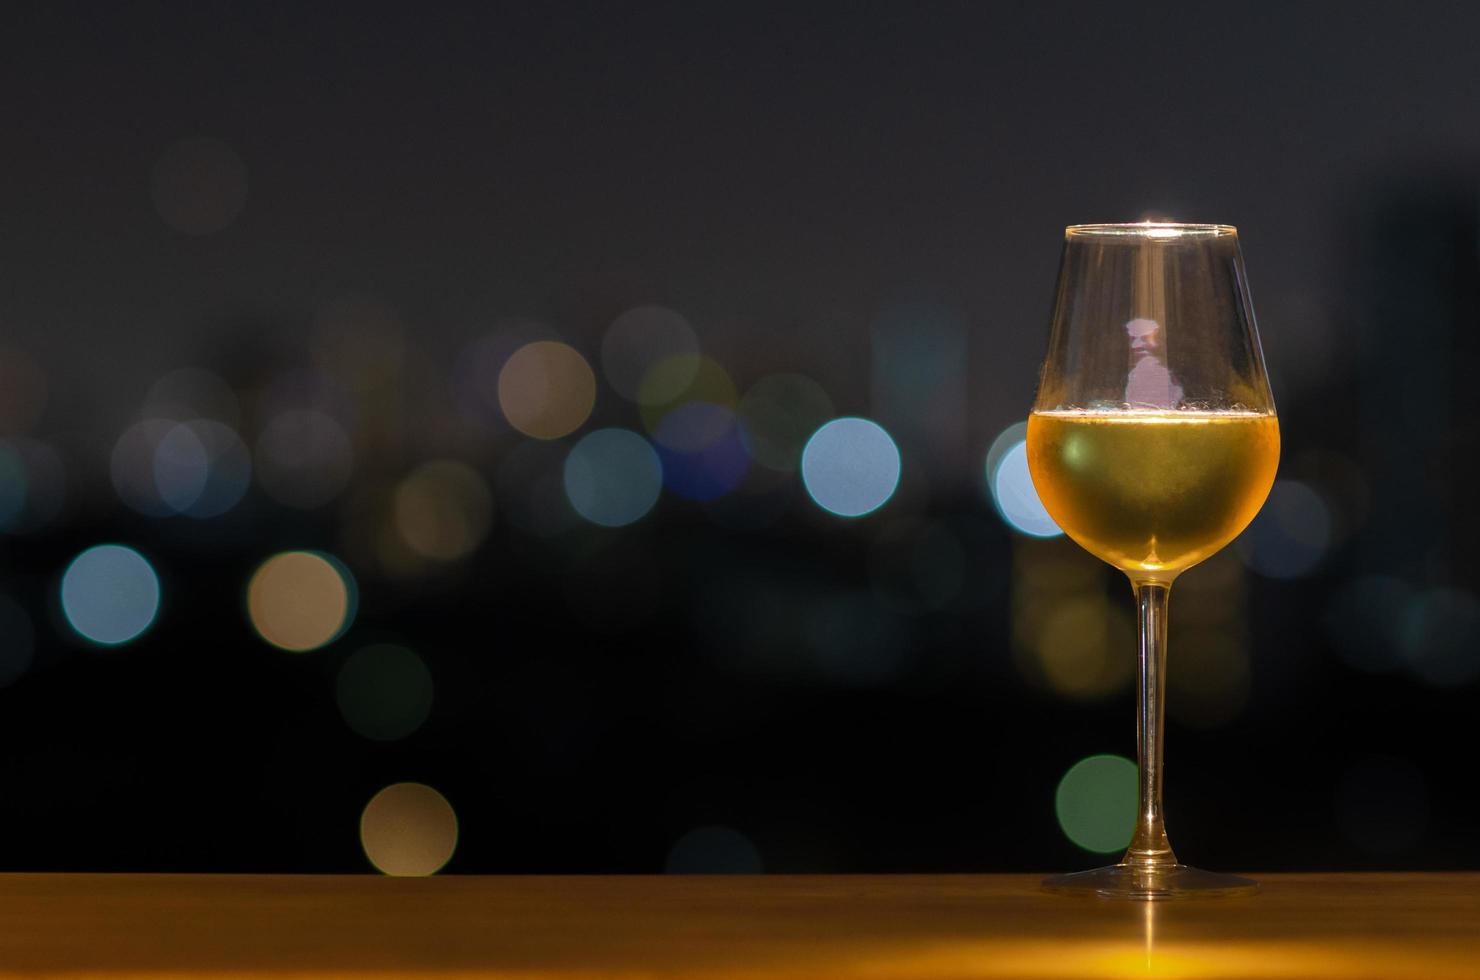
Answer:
246;551;354;652
637;354;736;433
497;341;596;440
393;460;492;561
360;782;458;877
1035;595;1135;700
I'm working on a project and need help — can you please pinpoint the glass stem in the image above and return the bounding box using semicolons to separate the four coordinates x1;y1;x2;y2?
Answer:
1125;580;1177;869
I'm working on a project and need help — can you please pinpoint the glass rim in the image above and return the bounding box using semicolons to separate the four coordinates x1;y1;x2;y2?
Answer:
1065;222;1237;239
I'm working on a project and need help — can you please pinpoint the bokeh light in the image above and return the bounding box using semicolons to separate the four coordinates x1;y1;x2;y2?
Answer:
870;297;968;472
113;420;184;517
256;409;355;509
736;373;834;472
1398;587;1480;687
0;437;65;533
868;519;966;614
153;419;251;518
1033;596;1134;701
61;545;161;646
664;825;764;874
654;404;750;502
563;428;663;527
393;460;492;562
601;305;700;402
497;341;596;440
983;422;1028;490
0;593;36;686
990;438;1062;538
1055;754;1137;854
637;355;737;434
650;399;734;454
1236;479;1331;578
152;424;208;512
335;644;434;741
800;417;900;518
804;593;909;686
1335;755;1429;856
255;368;355;429
1324;575;1411;674
144;367;240;426
246;551;355;652
495;442;579;537
360;782;458;876
150;137;248;236
451;320;559;431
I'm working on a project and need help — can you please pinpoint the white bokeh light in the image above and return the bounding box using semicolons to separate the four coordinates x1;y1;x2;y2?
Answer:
800;417;901;518
990;440;1062;538
61;545;161;646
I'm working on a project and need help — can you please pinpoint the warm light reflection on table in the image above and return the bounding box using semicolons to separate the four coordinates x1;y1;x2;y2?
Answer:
0;873;1475;978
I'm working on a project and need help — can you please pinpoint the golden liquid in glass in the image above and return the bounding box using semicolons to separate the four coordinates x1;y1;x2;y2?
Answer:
1026;411;1280;580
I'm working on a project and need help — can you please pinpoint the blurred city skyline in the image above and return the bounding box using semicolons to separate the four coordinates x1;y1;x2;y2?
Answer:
0;4;1476;875
5;5;1478;452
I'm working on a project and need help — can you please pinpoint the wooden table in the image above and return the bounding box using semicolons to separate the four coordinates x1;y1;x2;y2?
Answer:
1;873;1475;977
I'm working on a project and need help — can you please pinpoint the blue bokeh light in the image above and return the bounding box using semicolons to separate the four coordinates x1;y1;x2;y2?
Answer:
153;423;209;513
60;544;161;646
654;404;750;502
990;440;1062;538
563;428;663;527
154;420;252;518
1236;478;1330;579
800;417;900;518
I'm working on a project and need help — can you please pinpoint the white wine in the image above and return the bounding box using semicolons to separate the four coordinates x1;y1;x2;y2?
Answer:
1026;411;1279;580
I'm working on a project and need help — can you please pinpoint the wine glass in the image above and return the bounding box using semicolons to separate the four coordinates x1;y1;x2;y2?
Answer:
1026;222;1279;899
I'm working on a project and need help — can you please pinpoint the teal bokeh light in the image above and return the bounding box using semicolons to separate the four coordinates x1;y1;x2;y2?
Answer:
800;417;901;518
61;544;161;646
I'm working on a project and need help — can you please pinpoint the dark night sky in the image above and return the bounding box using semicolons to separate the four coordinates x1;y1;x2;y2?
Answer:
3;2;1478;453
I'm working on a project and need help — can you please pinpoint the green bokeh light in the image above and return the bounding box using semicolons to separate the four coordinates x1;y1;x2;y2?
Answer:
335;644;435;741
1054;754;1137;854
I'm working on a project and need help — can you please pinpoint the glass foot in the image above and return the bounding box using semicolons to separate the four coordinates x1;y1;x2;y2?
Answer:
1042;863;1258;900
